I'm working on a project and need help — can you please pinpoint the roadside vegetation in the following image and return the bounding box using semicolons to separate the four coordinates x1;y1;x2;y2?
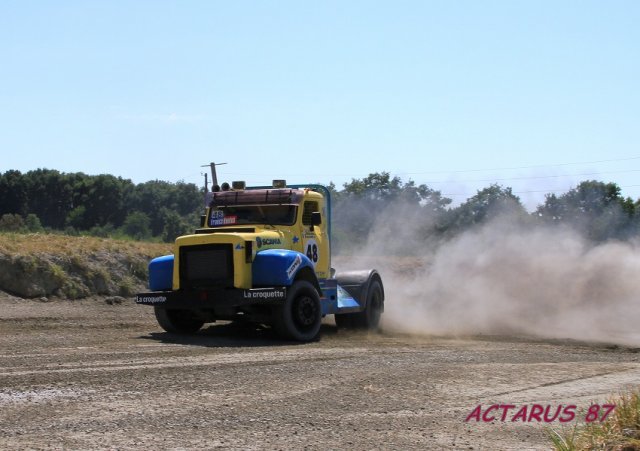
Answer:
548;389;640;451
2;169;639;252
331;173;639;253
2;168;640;298
0;232;171;257
0;233;171;299
0;169;202;242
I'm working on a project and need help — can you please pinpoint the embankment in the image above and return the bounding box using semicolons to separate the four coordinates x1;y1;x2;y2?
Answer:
0;233;171;299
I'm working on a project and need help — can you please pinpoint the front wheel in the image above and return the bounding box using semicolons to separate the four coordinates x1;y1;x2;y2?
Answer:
273;281;322;342
154;307;204;334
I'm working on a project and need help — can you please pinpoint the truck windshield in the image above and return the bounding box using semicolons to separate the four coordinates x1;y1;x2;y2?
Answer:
209;205;297;227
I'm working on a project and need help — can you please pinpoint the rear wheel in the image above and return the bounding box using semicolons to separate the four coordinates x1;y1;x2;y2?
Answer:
154;307;204;334
355;280;383;329
273;281;322;342
335;280;383;330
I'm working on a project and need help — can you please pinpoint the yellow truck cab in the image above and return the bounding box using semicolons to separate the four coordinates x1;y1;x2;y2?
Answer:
135;181;384;342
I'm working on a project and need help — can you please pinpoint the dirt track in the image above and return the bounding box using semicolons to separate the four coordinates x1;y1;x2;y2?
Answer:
1;296;639;450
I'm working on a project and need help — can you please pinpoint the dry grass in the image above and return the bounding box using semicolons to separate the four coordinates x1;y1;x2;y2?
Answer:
0;232;173;299
0;232;172;258
549;389;640;451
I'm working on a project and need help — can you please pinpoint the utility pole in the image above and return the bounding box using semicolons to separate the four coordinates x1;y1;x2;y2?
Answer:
201;162;227;208
201;162;227;190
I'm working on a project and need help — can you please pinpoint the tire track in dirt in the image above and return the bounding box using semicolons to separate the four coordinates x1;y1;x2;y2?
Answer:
0;349;364;377
1;298;639;450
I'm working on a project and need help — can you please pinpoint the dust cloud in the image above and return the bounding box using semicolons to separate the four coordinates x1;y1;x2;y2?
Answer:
336;206;640;346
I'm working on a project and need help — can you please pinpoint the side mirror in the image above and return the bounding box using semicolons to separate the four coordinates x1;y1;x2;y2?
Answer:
310;212;322;231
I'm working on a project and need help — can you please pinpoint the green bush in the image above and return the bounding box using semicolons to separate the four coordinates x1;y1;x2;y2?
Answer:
121;212;151;240
0;214;24;232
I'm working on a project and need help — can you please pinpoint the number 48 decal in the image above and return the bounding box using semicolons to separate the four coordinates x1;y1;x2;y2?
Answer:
305;238;319;266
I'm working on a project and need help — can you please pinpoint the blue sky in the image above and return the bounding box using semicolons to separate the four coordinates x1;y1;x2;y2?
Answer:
1;1;638;208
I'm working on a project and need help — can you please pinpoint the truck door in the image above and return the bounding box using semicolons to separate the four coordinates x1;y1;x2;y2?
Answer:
301;199;330;280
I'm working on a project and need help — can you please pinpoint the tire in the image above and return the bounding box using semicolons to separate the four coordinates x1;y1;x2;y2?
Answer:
154;306;205;334
336;280;383;330
356;279;383;329
273;281;322;342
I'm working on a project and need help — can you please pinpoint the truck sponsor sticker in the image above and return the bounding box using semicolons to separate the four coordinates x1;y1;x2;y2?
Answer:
256;237;282;248
242;288;286;301
304;238;319;267
286;254;303;279
135;295;167;305
209;211;237;227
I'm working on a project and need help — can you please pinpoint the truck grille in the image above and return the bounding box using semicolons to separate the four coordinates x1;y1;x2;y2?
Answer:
179;244;234;289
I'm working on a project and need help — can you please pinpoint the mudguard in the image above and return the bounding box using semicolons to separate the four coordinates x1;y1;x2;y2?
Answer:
149;255;174;291
252;249;315;287
335;269;384;311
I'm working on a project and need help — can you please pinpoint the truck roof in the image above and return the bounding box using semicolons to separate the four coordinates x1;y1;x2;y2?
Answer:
209;188;305;207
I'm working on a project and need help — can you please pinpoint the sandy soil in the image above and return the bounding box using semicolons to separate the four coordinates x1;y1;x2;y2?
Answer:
0;295;639;450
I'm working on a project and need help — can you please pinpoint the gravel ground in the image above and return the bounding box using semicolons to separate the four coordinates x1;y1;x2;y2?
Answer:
1;295;639;450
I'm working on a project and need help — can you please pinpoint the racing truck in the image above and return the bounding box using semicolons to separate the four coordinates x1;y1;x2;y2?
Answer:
135;180;384;342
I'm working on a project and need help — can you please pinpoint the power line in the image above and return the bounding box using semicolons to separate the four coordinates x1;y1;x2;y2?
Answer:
443;183;640;198
219;168;640;188
208;155;640;200
422;168;640;184
400;155;640;175
219;155;640;179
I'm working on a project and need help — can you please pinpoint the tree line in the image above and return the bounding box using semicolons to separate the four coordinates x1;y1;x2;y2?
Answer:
330;173;640;253
0;169;202;242
1;169;638;247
